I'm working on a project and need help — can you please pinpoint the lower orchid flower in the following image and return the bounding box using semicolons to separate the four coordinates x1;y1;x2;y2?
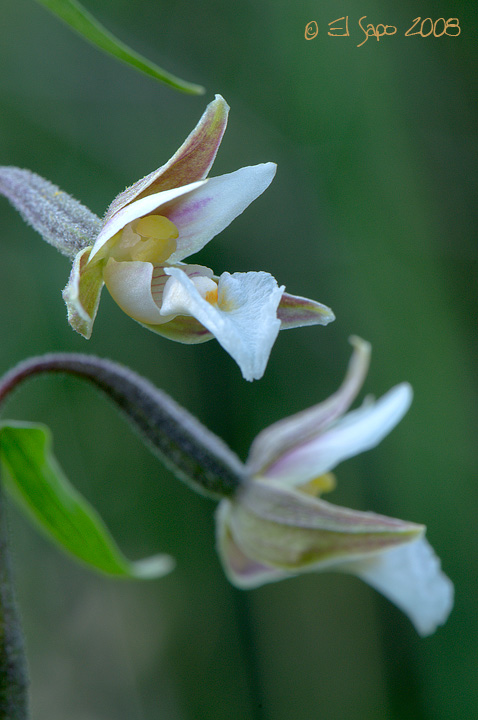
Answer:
216;338;453;635
0;95;334;381
0;340;453;635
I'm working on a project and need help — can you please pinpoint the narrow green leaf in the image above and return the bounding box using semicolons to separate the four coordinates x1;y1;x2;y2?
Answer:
34;0;204;95
0;421;174;579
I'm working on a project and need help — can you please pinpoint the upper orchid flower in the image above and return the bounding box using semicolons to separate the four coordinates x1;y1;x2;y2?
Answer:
61;94;334;380
216;338;454;635
0;95;334;381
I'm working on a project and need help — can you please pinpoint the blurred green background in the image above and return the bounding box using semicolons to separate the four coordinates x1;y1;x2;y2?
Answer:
0;0;476;718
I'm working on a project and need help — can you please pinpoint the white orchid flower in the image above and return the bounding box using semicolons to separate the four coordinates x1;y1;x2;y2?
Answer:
216;338;453;635
61;94;334;380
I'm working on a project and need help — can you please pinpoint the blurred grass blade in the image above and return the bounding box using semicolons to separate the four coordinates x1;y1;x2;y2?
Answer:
0;421;174;579
34;0;204;94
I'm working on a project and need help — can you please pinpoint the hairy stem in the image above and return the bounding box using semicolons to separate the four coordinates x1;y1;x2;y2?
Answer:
0;166;101;258
0;354;245;499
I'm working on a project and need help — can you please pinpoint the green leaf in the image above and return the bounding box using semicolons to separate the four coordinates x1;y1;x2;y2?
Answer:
0;421;174;579
34;0;204;95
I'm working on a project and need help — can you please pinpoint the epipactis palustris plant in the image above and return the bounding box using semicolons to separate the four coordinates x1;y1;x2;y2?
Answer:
0;95;333;381
0;339;453;636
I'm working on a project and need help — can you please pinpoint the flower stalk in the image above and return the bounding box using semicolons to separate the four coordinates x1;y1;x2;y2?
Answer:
0;354;244;500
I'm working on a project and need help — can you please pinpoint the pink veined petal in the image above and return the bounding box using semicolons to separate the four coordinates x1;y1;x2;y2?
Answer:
260;383;413;485
339;536;454;636
165;163;277;262
150;263;214;307
102;260;217;329
247;337;371;478
103;94;229;222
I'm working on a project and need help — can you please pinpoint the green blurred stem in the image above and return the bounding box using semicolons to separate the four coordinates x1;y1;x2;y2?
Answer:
234;591;269;720
0;486;29;719
0;354;245;500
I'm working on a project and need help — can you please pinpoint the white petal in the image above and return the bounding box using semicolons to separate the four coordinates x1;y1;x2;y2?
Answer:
165;163;277;262
89;181;206;262
262;383;413;484
102;258;165;325
340;537;454;636
247;337;371;480
162;267;283;381
159;265;216;313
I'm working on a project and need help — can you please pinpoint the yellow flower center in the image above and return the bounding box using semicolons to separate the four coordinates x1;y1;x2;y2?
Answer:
205;286;219;305
190;276;219;305
298;473;336;497
131;215;179;263
103;214;179;264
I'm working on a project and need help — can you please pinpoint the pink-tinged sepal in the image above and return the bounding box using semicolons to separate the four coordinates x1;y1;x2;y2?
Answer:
278;292;335;329
216;478;423;581
216;481;453;635
103;94;230;223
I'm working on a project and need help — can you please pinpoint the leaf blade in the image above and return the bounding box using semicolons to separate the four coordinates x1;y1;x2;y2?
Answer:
0;421;173;579
34;0;204;95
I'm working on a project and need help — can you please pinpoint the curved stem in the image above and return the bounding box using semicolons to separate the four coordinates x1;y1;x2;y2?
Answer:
0;354;245;500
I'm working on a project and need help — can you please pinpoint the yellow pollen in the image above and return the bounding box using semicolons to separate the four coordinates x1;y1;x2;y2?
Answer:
134;214;179;240
130;214;179;263
299;473;336;497
205;287;219;305
132;236;178;263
